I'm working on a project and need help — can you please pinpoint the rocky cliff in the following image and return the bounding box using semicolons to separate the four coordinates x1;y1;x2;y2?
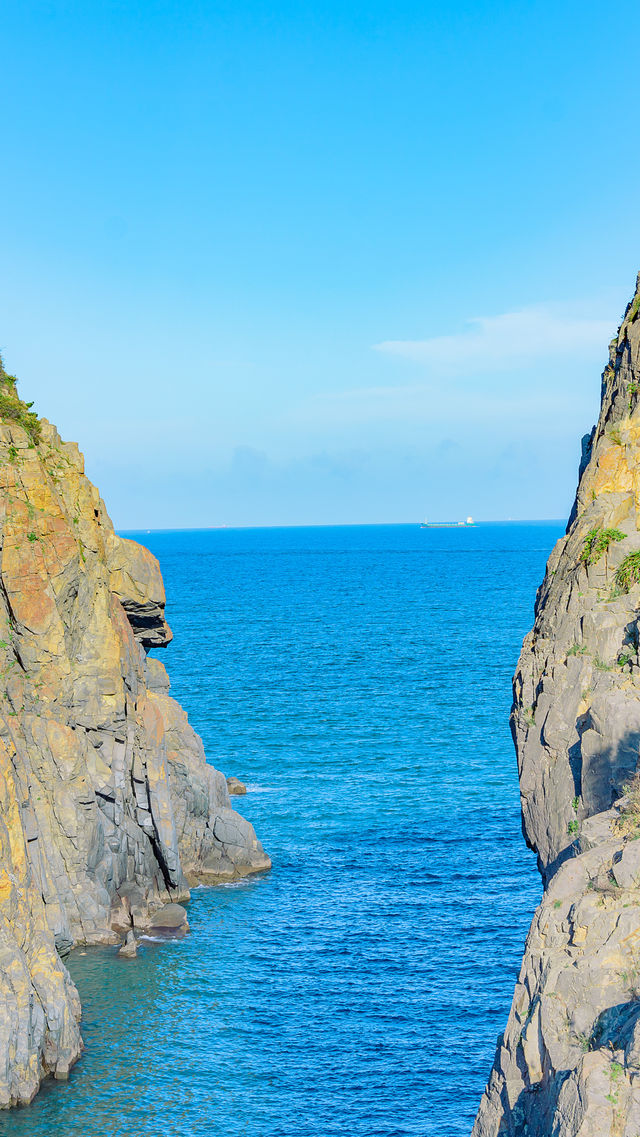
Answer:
473;275;640;1135
0;367;269;1107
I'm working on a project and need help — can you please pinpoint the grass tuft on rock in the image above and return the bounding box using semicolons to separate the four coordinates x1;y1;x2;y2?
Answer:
615;551;640;593
629;294;640;324
0;356;41;445
616;772;640;837
580;527;625;566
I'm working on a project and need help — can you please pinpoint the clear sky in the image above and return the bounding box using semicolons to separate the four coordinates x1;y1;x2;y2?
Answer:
1;0;639;527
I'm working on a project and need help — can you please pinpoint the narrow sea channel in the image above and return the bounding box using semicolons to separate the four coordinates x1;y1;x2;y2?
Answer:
1;523;558;1136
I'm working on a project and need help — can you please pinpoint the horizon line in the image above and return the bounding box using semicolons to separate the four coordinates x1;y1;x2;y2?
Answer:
118;518;567;533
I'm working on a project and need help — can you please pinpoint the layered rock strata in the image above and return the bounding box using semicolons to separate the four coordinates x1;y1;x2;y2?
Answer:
473;276;640;1134
0;370;269;1107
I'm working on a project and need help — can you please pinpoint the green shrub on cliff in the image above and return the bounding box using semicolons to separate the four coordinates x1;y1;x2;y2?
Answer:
616;773;640;837
615;551;640;593
0;357;41;445
629;294;640;324
580;527;625;566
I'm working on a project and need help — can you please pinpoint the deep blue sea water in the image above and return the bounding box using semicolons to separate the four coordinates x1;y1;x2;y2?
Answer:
0;522;563;1137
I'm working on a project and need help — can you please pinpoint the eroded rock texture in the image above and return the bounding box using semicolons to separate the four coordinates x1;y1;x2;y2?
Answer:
0;372;269;1106
473;277;640;1135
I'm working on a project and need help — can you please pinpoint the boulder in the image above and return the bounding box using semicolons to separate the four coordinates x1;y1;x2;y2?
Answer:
226;776;247;795
117;931;137;959
148;903;190;936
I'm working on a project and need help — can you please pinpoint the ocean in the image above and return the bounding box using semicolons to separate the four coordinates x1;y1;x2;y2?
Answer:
0;522;561;1136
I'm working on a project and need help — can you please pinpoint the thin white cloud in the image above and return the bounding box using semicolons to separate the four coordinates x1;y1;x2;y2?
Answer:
374;305;617;371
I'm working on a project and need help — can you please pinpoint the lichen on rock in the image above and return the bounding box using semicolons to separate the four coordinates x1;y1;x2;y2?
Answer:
0;360;270;1106
473;274;640;1134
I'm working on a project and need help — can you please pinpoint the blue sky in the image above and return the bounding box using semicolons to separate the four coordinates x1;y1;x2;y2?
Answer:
1;0;639;526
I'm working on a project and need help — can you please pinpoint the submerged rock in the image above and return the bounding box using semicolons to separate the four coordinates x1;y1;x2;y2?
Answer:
0;362;270;1106
473;275;640;1134
226;776;247;795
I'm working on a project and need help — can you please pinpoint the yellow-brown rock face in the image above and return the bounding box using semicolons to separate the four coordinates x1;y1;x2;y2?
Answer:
0;376;269;1106
473;274;640;1135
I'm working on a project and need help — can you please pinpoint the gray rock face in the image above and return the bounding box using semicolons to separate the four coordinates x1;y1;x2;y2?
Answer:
473;276;640;1134
0;374;271;1107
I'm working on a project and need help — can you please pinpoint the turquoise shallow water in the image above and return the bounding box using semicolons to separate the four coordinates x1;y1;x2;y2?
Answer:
0;522;562;1137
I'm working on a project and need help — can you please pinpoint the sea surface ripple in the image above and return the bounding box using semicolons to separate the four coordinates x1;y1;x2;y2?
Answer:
0;522;562;1137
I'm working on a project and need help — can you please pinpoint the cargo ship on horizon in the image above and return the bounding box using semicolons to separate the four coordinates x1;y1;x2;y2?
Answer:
420;516;475;529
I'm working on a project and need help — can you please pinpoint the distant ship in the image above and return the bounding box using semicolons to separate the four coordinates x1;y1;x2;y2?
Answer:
420;516;475;529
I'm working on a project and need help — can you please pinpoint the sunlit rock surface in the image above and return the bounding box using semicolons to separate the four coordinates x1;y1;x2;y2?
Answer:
0;371;269;1105
473;276;640;1133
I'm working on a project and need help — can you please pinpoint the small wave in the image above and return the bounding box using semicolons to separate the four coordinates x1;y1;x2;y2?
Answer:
138;934;183;944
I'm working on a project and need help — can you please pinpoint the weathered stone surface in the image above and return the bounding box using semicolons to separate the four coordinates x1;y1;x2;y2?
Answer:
108;535;172;648
148;902;189;934
0;371;270;1106
512;281;640;879
226;776;247;795
117;930;137;958
473;276;640;1134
